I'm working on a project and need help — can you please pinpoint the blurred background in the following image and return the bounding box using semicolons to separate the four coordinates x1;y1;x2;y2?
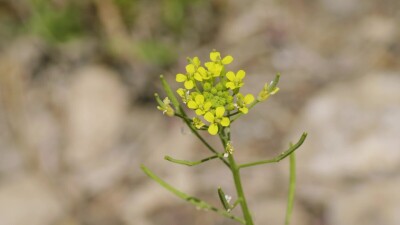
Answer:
0;0;400;224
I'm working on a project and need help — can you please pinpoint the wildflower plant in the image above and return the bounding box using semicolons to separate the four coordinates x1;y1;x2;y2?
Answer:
141;50;307;225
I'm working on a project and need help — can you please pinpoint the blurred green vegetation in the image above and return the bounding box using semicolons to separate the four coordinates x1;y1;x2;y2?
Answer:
28;0;86;43
0;0;212;67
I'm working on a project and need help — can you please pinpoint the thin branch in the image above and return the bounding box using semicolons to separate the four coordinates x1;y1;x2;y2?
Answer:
141;165;245;224
238;132;307;169
180;111;230;167
164;153;223;166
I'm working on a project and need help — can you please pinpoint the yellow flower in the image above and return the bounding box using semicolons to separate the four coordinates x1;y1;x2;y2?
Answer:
197;66;211;80
210;50;234;65
156;97;175;117
204;106;230;135
176;88;190;104
257;81;280;101
176;64;203;89
205;62;223;77
187;94;212;115
192;117;205;129
225;70;245;90
236;93;254;114
191;56;201;67
176;73;194;89
257;74;280;101
225;141;234;155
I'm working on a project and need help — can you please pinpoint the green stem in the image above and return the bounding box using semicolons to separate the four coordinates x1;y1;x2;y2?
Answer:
220;130;254;225
228;154;254;225
141;165;245;224
181;114;230;168
285;152;296;225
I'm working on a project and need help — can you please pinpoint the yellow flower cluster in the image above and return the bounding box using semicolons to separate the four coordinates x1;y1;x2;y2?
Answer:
175;50;254;135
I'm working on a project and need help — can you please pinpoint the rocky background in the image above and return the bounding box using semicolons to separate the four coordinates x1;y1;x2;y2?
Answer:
0;0;399;225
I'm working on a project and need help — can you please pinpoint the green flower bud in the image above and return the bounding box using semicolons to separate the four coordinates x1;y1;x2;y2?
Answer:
215;83;223;91
203;91;211;99
203;82;212;91
226;103;235;111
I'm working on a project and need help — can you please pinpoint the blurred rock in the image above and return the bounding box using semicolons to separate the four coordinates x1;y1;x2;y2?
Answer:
287;73;400;223
359;16;397;45
293;74;400;182
122;110;199;225
65;65;129;194
327;178;400;225
320;0;365;16
0;38;46;173
253;198;310;225
0;175;64;225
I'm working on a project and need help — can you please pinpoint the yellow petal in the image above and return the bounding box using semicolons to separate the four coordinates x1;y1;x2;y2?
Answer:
176;88;184;97
192;57;201;66
184;80;194;89
215;106;225;118
239;107;248;114
208;123;218;135
195;94;204;104
193;118;204;129
186;64;195;74
205;62;213;69
204;102;212;110
226;82;235;90
210;51;220;61
222;55;233;65
220;117;230;126
213;64;223;77
204;112;214;123
226;71;235;81
187;101;198;109
195;109;203;115
237;70;246;80
176;73;187;82
270;87;280;95
244;94;255;104
198;67;206;75
194;72;203;81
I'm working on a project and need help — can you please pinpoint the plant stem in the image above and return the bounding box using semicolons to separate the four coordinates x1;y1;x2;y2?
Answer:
285;152;296;225
228;154;254;225
141;165;246;224
220;130;254;225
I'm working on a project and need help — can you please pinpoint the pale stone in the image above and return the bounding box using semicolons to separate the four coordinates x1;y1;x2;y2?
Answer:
65;65;129;193
328;178;400;225
0;175;64;225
